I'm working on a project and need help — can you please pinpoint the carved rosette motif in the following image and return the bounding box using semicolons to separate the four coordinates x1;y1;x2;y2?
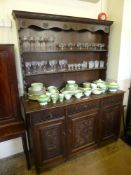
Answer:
41;126;61;160
74;117;95;148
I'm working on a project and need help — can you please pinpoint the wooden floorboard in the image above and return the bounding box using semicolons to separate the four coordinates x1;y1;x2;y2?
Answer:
0;139;131;175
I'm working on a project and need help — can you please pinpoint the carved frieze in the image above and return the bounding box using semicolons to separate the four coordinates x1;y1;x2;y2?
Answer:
102;96;123;108
31;109;65;124
67;101;100;116
17;19;110;33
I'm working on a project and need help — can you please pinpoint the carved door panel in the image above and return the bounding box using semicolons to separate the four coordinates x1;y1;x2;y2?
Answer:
101;105;121;142
67;112;98;156
0;45;20;124
33;118;66;168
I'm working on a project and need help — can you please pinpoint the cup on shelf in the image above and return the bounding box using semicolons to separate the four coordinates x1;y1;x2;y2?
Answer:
82;61;88;69
59;93;64;102
51;94;59;104
89;61;94;69
99;60;105;68
94;60;99;68
21;35;30;52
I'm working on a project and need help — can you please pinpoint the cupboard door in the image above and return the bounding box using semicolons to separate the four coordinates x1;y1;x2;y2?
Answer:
101;105;121;142
33;118;66;170
67;112;98;156
0;45;20;124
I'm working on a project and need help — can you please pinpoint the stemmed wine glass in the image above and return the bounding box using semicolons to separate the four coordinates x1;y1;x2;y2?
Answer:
39;36;45;51
48;35;55;50
76;42;82;50
49;60;57;71
59;43;66;50
29;36;35;51
67;42;75;50
21;35;30;52
44;37;49;51
25;62;32;74
41;60;47;72
59;59;67;71
31;61;38;73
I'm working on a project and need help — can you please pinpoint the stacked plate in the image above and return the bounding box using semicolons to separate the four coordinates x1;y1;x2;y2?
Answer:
28;83;46;100
108;82;119;92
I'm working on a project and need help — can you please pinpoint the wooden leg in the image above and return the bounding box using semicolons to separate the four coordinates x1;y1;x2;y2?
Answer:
22;132;31;170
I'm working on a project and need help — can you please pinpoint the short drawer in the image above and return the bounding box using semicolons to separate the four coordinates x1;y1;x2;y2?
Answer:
30;108;65;124
102;95;123;108
67;100;100;116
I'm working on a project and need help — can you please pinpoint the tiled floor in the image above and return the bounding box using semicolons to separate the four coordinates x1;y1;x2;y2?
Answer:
0;139;131;175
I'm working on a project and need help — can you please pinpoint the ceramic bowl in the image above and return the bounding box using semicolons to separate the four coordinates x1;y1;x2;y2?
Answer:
83;82;91;88
62;91;72;100
47;86;58;93
67;80;76;85
108;82;119;89
37;95;49;106
92;88;102;95
84;88;92;96
65;83;78;90
91;83;97;89
109;89;118;93
75;93;83;99
31;83;43;91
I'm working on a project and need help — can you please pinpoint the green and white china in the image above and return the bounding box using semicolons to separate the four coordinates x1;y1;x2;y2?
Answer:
92;88;103;95
51;94;59;103
83;88;92;97
108;82;119;92
83;82;91;88
59;93;64;102
31;82;43;91
62;91;72;100
37;95;49;106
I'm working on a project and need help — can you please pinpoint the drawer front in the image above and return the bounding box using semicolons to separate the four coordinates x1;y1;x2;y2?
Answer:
30;108;65;124
67;100;100;116
102;95;123;108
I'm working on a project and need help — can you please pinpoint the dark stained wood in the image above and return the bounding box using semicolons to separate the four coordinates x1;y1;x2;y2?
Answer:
125;87;131;136
12;10;113;93
67;111;98;156
0;44;30;169
101;105;122;142
22;91;124;172
32;118;66;171
12;10;113;25
12;11;124;173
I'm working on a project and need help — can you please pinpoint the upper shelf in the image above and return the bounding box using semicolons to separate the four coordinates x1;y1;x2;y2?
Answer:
12;10;113;33
21;49;108;54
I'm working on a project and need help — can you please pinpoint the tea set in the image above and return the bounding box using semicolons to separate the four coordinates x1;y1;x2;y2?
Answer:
27;79;119;106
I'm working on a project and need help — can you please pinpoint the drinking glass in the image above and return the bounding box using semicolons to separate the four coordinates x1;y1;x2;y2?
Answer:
31;61;38;73
25;62;32;74
49;60;57;71
67;42;75;50
21;35;30;52
48;35;55;50
76;42;82;50
29;36;35;51
41;60;47;72
59;43;66;50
